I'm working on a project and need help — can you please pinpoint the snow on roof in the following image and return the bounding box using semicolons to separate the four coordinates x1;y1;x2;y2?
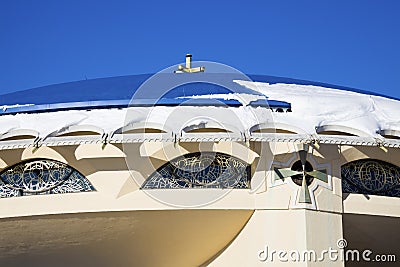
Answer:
235;80;400;137
0;73;399;142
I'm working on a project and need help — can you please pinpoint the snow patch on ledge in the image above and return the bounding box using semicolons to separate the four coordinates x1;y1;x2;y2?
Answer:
177;93;267;106
1;104;34;111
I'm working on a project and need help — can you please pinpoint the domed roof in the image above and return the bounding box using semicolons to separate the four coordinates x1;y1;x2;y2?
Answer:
3;72;396;115
0;72;399;148
0;73;311;115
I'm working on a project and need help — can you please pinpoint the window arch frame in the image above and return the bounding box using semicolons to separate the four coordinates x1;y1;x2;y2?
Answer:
341;159;400;197
142;152;251;189
0;158;95;198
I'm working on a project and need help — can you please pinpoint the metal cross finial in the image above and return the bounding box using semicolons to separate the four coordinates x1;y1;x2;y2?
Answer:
274;143;328;204
175;54;205;73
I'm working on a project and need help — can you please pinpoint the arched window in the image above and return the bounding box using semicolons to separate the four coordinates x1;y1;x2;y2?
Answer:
0;159;95;198
142;152;250;189
341;159;400;197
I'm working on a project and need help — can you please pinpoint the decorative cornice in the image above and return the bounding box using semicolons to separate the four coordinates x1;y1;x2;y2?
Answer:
0;133;399;149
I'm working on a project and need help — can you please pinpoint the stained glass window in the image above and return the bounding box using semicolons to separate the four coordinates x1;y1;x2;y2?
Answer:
0;159;95;198
341;159;400;197
142;152;250;189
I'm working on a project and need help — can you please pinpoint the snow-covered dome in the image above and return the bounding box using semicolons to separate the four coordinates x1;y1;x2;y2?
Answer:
0;73;399;148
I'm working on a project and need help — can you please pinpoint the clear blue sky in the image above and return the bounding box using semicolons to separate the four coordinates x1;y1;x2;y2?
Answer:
1;0;400;98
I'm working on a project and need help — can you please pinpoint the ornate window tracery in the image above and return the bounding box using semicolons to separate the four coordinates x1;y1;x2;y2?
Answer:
0;159;95;198
341;159;400;197
142;152;250;189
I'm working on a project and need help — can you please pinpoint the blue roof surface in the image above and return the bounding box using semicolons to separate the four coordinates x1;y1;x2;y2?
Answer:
0;73;394;115
0;73;291;115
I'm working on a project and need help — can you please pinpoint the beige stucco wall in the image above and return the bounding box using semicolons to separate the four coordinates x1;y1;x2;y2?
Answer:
209;209;343;266
0;140;398;266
